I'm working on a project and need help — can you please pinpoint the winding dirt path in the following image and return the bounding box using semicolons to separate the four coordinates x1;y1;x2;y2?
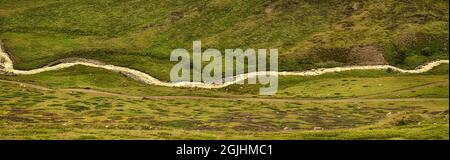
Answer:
1;43;449;89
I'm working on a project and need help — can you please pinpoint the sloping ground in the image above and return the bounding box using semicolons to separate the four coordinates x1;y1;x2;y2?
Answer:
1;79;448;103
0;0;448;80
1;56;448;140
0;0;448;140
0;79;448;140
2;40;449;89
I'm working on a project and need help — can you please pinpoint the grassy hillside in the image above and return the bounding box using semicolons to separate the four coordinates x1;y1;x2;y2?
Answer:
0;0;448;140
1;0;448;81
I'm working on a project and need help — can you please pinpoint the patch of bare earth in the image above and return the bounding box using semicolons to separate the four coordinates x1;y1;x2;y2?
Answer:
349;45;387;65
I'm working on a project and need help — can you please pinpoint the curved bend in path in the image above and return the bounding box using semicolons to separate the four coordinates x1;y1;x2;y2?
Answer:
1;79;448;103
1;43;449;89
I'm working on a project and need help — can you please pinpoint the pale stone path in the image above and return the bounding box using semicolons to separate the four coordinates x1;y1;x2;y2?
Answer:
1;43;449;89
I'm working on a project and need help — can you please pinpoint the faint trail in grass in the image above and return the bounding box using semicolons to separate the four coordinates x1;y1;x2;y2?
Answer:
0;79;52;91
0;79;448;103
359;81;448;98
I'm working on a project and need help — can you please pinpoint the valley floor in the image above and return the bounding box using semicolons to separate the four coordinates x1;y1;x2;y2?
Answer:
0;0;448;140
0;67;448;139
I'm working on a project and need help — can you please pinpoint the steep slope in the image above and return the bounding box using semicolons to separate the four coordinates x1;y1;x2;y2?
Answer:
0;0;448;81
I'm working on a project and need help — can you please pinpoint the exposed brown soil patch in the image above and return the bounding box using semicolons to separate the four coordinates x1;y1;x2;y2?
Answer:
349;45;387;65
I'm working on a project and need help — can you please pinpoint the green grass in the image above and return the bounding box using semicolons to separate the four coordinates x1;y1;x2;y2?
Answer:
1;124;448;140
0;66;448;139
374;82;449;98
0;80;448;139
0;0;448;140
0;64;448;98
1;0;448;80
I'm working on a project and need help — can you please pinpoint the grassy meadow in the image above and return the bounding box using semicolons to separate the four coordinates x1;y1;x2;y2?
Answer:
0;65;448;139
0;76;448;140
0;0;449;139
